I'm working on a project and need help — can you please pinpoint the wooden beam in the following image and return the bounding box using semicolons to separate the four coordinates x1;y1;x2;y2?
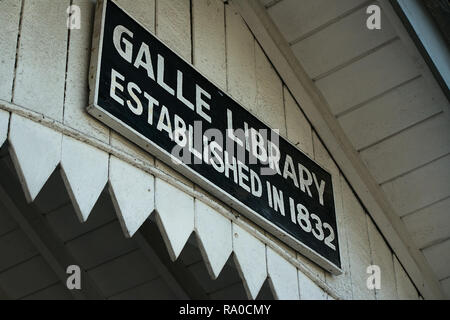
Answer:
0;159;103;300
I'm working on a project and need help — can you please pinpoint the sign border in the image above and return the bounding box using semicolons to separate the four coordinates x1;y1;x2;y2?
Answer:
88;0;342;275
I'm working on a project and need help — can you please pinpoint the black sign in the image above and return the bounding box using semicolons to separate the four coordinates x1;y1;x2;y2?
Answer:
89;0;341;273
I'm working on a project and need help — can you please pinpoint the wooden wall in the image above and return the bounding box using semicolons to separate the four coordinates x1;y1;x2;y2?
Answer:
0;0;423;300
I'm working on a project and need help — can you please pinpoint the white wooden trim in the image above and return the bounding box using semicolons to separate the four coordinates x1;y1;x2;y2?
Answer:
232;0;444;299
194;200;233;280
232;223;267;299
8;114;62;202
60;135;109;222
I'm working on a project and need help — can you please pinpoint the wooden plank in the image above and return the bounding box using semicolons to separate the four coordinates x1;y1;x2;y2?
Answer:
60;136;109;222
226;4;257;110
8;115;62;202
192;0;227;90
367;217;398;299
394;255;419;300
88;250;159;297
341;177;375;300
338;76;446;150
0;201;17;237
110;125;156;167
267;0;364;43
156;0;191;61
0;229;37;273
403;197;450;249
154;159;194;188
0;256;58;300
292;5;396;79
313;133;352;299
267;247;300;300
255;42;286;135
296;247;326;281
284;87;313;157
13;0;69;121
115;0;155;30
316;40;420;115
297;269;327;300
422;239;450;281
382;154;450;217
232;223;267;299
154;178;194;261
194;200;232;279
360;114;450;184
109;156;155;237
64;0;109;142
0;0;21;102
